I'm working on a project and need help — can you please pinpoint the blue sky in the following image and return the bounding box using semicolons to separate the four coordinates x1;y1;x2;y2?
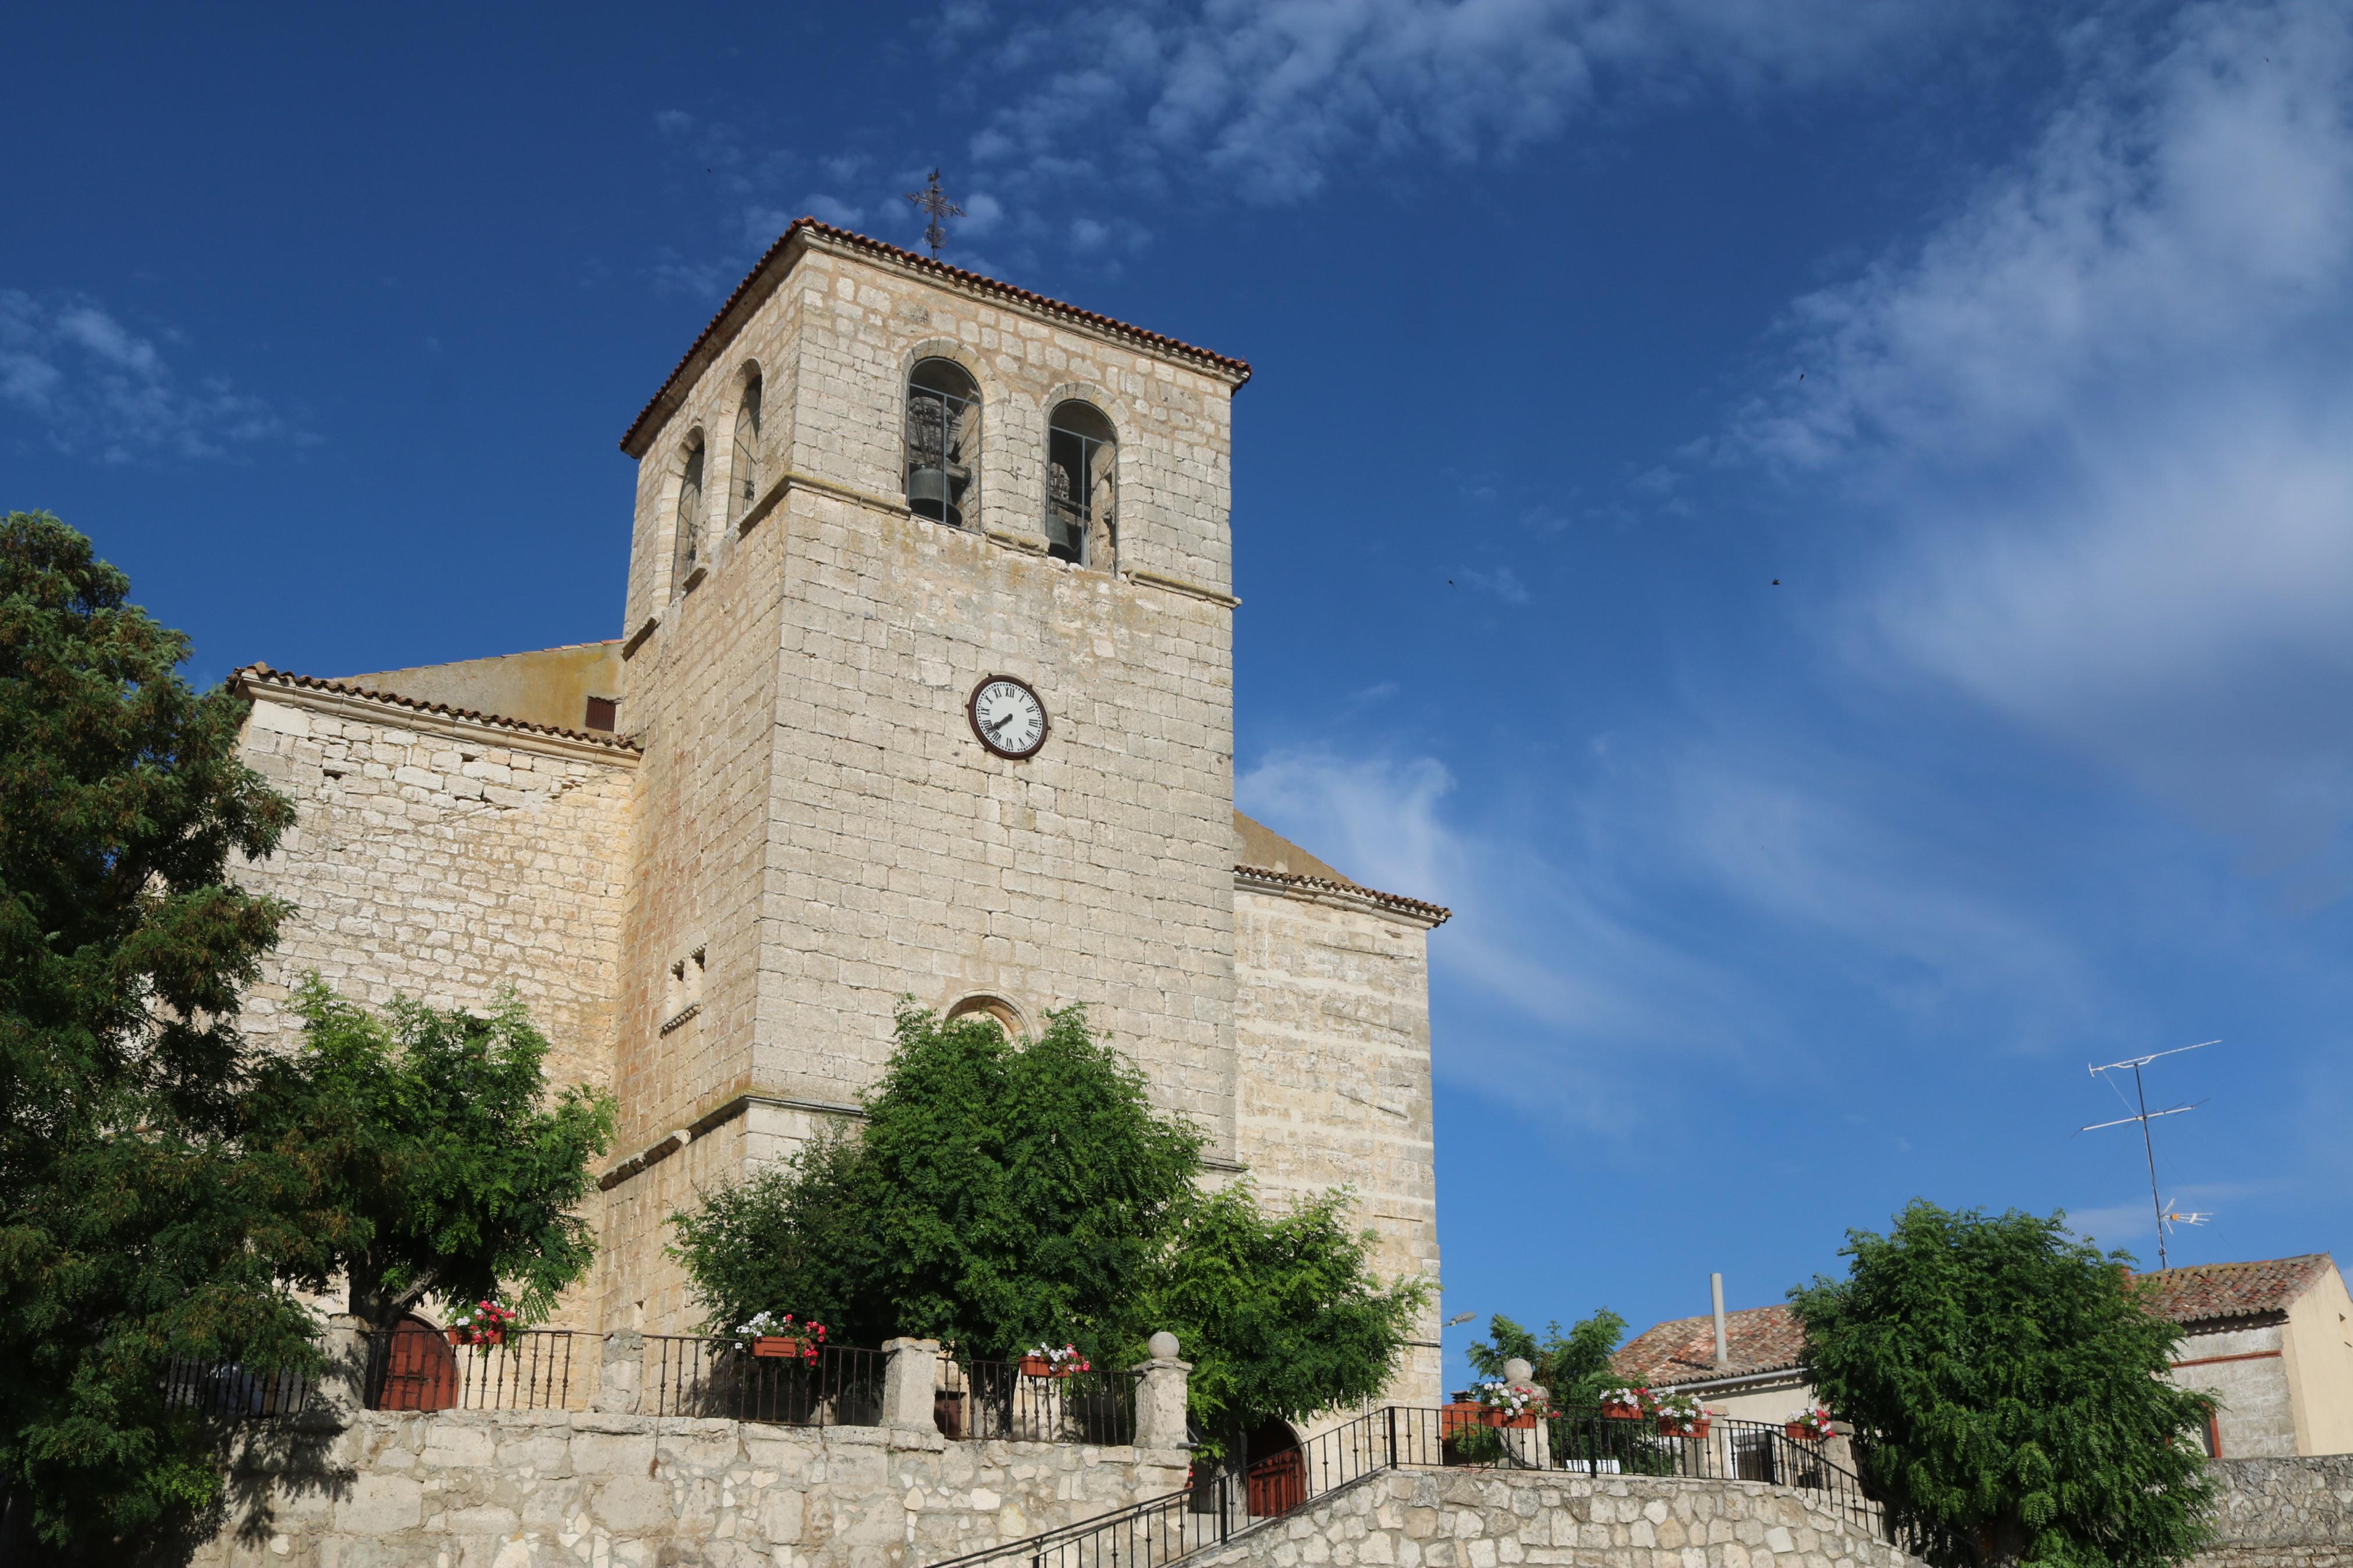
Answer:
9;1;2351;1384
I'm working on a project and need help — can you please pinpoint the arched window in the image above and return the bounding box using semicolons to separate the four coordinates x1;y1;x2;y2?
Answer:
671;435;706;592
1045;401;1116;568
731;370;762;515
906;358;981;529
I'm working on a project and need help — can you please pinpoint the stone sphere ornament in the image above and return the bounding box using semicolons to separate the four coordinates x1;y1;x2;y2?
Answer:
1149;1331;1181;1360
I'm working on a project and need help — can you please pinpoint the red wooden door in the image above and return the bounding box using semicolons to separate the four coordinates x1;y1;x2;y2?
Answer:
1245;1428;1305;1517
372;1314;459;1411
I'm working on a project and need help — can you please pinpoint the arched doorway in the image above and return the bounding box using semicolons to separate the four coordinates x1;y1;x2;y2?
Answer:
367;1312;459;1411
1243;1418;1305;1517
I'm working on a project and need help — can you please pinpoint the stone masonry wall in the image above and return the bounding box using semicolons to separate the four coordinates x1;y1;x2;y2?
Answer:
1233;883;1443;1409
191;1408;1190;1568
236;691;635;1103
2171;1324;2297;1459
1186;1466;1925;1568
2194;1455;2353;1568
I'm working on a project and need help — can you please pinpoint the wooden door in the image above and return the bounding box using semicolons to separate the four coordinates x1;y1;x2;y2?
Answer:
371;1314;459;1411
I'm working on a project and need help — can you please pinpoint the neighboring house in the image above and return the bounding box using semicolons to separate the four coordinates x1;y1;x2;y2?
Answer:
1613;1254;2353;1459
1613;1302;1812;1425
2139;1254;2353;1458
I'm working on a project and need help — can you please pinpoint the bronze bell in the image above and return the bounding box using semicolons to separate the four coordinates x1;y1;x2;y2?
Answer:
907;467;962;529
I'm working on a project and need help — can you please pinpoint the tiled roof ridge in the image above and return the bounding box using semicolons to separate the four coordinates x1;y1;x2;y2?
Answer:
2131;1253;2334;1325
1235;862;1452;926
1614;1303;1805;1384
233;664;640;752
620;216;1253;456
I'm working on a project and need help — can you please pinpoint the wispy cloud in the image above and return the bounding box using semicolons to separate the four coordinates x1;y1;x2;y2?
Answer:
1724;0;2353;884
1238;717;2102;1126
1458;564;1531;604
962;0;1999;207
0;290;293;462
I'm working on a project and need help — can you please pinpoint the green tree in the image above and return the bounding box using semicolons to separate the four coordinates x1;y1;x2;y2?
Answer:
0;511;319;1552
1465;1308;1628;1406
249;979;617;1328
672;1003;1204;1356
1142;1181;1428;1462
1791;1201;2214;1568
671;1003;1426;1453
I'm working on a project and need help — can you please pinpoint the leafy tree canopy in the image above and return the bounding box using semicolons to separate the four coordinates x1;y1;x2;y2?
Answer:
671;1002;1426;1453
0;510;313;1551
1465;1309;1628;1406
1792;1201;2214;1568
249;978;616;1328
1142;1181;1428;1459
0;513;618;1556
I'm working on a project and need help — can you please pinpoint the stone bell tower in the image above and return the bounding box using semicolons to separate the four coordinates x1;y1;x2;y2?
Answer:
597;219;1255;1329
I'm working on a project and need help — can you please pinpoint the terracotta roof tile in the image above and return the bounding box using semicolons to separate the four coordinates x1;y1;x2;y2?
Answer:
1613;1304;1807;1387
233;665;640;753
621;218;1252;457
1234;863;1452;927
2132;1254;2334;1328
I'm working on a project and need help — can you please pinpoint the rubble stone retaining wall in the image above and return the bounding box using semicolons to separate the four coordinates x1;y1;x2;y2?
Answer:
2195;1455;2353;1568
189;1407;1188;1568
1185;1467;1925;1568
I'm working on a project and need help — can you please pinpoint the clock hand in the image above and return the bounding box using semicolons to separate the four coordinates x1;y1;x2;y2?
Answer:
985;710;1014;735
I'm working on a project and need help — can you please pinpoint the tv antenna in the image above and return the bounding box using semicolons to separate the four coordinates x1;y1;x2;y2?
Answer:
2080;1040;2216;1269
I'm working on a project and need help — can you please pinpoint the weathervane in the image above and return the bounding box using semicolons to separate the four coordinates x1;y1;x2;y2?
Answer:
903;169;963;259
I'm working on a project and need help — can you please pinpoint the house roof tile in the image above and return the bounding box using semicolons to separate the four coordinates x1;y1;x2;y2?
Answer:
1613;1304;1807;1387
2133;1254;2334;1328
232;665;640;752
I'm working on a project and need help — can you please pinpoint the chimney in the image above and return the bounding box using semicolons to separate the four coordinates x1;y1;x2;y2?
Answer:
1710;1273;1730;1371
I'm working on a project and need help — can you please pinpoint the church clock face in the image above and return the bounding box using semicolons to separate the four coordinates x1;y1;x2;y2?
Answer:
968;675;1049;759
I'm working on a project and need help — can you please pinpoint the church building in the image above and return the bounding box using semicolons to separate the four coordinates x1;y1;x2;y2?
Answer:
228;219;1449;1407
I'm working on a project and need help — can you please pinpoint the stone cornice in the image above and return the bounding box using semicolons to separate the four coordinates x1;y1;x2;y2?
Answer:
234;667;640;768
1234;865;1451;929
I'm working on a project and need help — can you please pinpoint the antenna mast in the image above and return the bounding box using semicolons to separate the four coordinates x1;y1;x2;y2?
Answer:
2081;1040;2216;1269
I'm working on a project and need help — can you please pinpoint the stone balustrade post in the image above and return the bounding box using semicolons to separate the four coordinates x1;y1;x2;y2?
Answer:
594;1329;645;1414
1131;1331;1193;1453
317;1313;370;1419
1501;1357;1550;1469
882;1338;942;1434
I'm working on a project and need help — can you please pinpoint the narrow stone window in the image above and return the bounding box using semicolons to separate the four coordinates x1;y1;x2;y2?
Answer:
1045;401;1116;568
906;358;981;529
732;371;762;515
672;436;707;592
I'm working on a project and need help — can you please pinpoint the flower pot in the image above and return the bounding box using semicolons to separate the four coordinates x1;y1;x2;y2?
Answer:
448;1327;505;1351
1020;1355;1071;1378
1601;1403;1642;1422
1501;1412;1537;1430
1785;1423;1825;1443
1659;1418;1710;1439
753;1335;813;1359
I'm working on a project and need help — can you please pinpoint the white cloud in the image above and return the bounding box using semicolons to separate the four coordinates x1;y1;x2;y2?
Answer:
1459;564;1531;604
0;290;291;462
1729;0;2353;877
962;0;1994;206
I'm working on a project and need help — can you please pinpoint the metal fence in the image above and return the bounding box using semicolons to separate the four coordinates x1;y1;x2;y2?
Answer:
921;1404;1889;1568
644;1338;888;1425
938;1359;1141;1446
363;1327;587;1414
160;1357;314;1419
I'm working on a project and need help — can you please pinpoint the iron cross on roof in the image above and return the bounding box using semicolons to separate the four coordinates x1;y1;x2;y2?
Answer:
903;169;964;258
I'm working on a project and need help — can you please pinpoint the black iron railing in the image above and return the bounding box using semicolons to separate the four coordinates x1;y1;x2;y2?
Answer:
922;1404;1889;1568
363;1327;586;1413
939;1358;1142;1446
161;1357;314;1419
644;1339;887;1425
